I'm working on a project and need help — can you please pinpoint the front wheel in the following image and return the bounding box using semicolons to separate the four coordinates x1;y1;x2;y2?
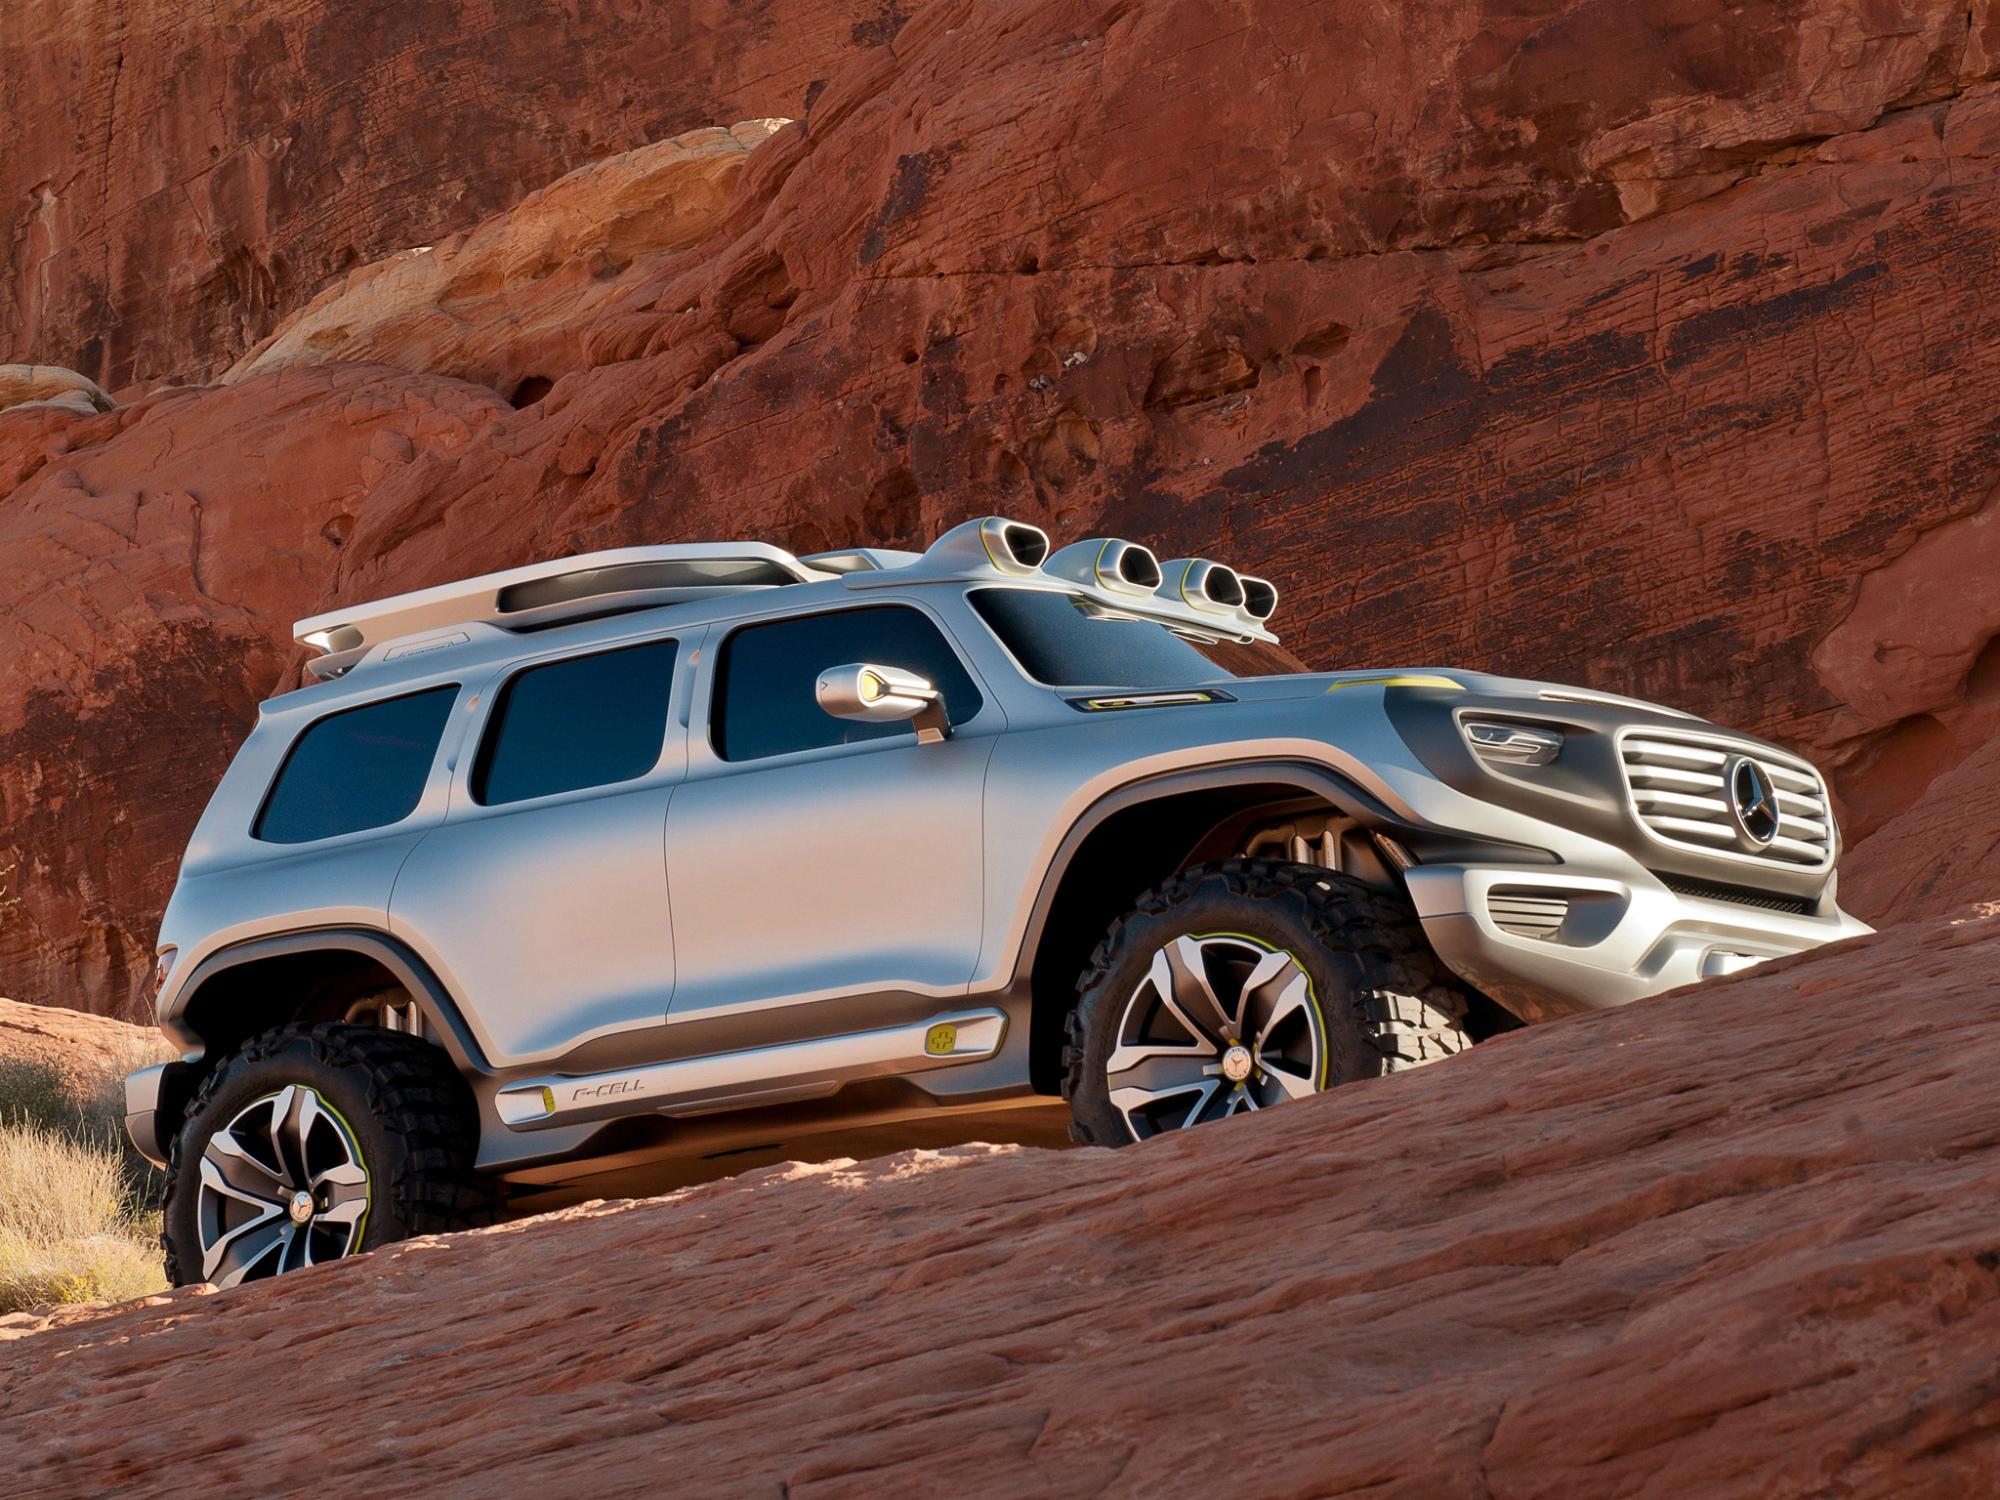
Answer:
162;1023;481;1288
1063;860;1473;1146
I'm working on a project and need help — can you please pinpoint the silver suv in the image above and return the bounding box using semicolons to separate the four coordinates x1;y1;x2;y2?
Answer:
124;517;1869;1286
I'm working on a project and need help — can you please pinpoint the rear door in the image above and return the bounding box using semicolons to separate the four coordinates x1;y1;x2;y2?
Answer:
390;632;689;1068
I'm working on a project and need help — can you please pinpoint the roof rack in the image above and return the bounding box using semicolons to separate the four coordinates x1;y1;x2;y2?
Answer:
798;547;925;574
294;518;1282;683
294;543;831;680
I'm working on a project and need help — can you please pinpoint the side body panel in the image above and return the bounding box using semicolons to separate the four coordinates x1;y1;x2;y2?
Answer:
164;834;432;985
954;657;1433;994
387;628;697;1069
154;664;481;1029
390;787;680;1066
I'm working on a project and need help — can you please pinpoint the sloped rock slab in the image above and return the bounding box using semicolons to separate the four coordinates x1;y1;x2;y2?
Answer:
2;913;1995;1497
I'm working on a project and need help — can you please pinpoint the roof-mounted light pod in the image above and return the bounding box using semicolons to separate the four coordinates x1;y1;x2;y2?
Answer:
1041;538;1164;597
1157;558;1245;617
989;518;1050;572
924;516;1050;576
1236;575;1278;624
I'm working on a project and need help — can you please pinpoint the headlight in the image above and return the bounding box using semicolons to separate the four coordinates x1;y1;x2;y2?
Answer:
1464;719;1564;767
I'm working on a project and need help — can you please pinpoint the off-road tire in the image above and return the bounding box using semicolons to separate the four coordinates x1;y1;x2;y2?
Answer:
162;1022;484;1287
1062;859;1473;1146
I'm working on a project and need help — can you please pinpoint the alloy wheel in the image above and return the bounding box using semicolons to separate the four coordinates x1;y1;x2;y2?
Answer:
196;1084;372;1286
1104;933;1325;1139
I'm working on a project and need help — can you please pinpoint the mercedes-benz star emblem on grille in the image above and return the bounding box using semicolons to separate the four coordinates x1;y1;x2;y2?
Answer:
1728;757;1782;847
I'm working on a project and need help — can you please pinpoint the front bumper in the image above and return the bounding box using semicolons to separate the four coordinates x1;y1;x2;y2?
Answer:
1404;865;1872;1022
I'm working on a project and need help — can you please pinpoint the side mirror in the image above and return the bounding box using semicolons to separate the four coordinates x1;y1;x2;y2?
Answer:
814;663;952;743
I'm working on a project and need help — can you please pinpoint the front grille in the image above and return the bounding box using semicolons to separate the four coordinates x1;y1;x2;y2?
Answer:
1487;889;1570;940
1656;873;1814;915
1619;732;1832;868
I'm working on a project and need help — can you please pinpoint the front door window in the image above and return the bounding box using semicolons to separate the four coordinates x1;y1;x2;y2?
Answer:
711;605;983;761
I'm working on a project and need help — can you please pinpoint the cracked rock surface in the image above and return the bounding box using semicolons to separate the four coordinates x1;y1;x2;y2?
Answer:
4;910;1998;1497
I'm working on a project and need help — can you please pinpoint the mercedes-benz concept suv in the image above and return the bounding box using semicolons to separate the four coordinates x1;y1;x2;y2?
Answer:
124;516;1868;1286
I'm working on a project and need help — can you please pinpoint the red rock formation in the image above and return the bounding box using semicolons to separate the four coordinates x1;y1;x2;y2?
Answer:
221;121;789;403
276;0;2000;779
0;368;113;417
4;910;1998;1494
0;368;510;1013
268;0;2000;916
8;0;2000;1016
0;996;172;1090
1839;735;2000;924
0;0;889;391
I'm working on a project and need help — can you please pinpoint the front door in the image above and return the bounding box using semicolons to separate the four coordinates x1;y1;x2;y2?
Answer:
665;602;1000;1031
390;633;687;1068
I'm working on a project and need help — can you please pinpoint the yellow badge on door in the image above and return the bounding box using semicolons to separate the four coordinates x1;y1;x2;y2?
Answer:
924;1023;958;1056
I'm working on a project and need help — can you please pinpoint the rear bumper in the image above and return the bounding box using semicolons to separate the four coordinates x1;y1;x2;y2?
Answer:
124;1061;194;1167
1404;865;1872;1022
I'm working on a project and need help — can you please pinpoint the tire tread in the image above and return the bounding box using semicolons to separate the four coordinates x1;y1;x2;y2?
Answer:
161;1022;484;1286
1062;858;1472;1143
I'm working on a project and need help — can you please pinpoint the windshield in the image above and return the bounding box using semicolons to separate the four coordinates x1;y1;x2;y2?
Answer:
968;588;1310;689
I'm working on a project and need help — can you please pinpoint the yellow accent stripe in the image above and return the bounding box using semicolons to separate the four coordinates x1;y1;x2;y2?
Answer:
1324;675;1462;693
310;1092;373;1255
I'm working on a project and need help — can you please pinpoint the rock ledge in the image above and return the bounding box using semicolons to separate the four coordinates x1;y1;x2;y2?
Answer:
2;911;1995;1497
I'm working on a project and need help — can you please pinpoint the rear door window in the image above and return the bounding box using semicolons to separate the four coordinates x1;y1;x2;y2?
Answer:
713;606;982;762
255;686;459;844
472;637;679;806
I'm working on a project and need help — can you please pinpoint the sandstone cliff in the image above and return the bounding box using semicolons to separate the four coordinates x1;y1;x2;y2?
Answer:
3;910;1996;1496
6;0;2000;1017
1;0;894;392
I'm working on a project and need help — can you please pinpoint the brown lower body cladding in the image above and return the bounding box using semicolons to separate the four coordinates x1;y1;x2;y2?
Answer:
3;910;1996;1498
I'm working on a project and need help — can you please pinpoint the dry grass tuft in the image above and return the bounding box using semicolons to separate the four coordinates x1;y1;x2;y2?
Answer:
0;1055;166;1314
0;1126;165;1311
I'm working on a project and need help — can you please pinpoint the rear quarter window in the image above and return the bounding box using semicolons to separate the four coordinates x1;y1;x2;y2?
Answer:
254;686;459;844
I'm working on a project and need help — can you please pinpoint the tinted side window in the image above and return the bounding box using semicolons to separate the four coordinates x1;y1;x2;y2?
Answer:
472;638;679;806
970;588;1311;685
714;606;983;762
256;687;458;845
969;588;1230;687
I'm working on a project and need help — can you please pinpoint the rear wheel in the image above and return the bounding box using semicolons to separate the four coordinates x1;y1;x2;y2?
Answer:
163;1022;481;1287
1063;859;1472;1146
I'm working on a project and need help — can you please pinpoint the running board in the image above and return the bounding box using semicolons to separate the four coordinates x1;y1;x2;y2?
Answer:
492;1009;1009;1130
